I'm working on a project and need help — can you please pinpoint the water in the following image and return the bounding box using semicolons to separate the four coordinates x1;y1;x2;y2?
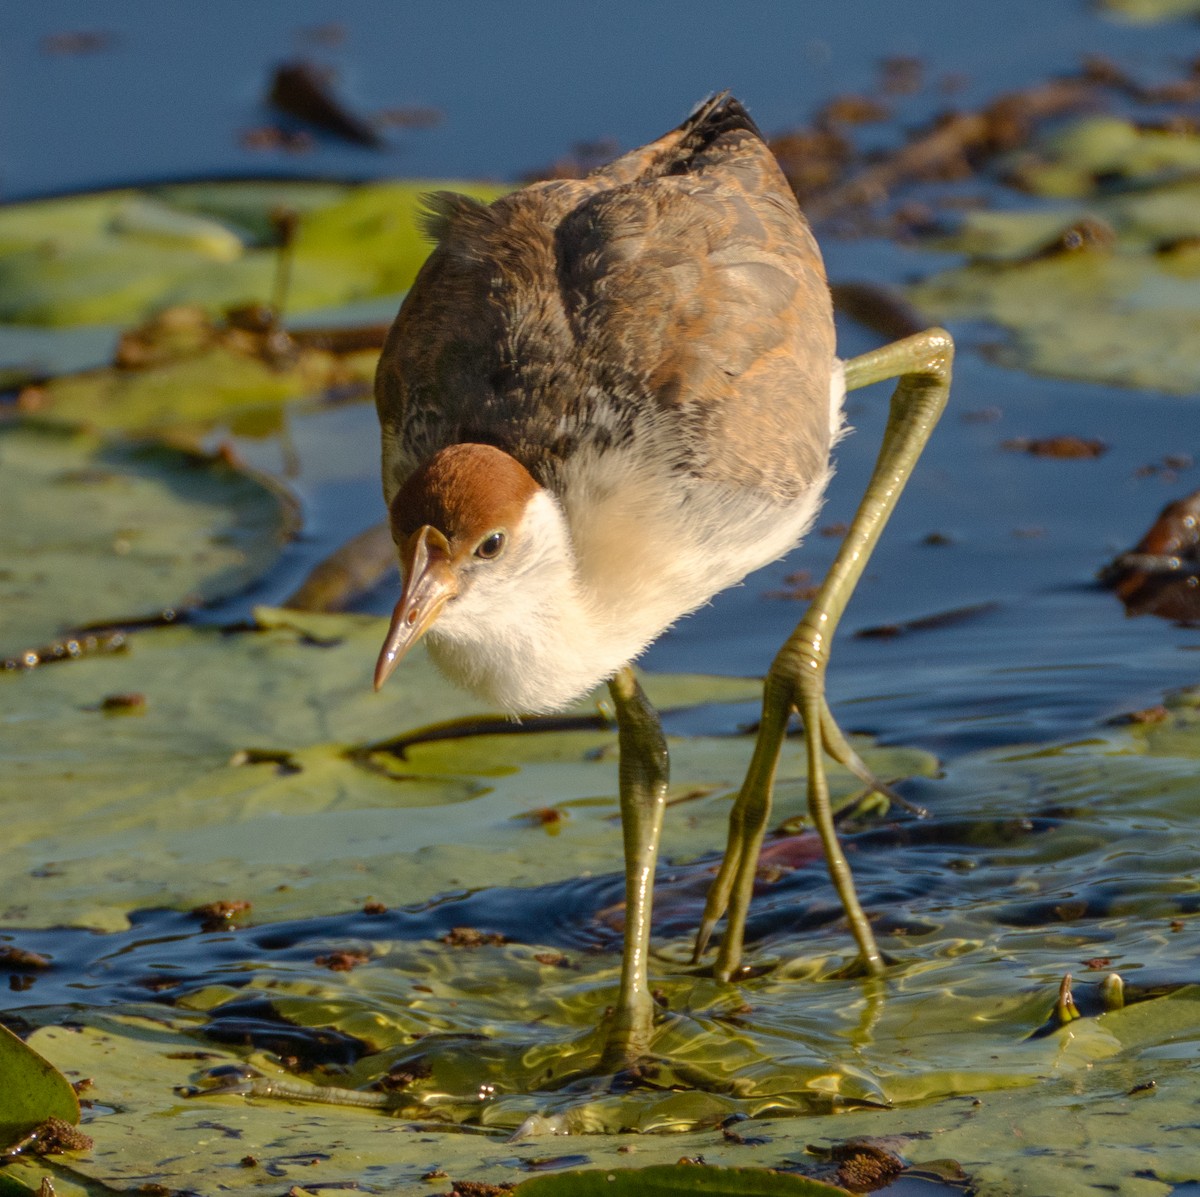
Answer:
1;0;1190;199
3;3;1200;1190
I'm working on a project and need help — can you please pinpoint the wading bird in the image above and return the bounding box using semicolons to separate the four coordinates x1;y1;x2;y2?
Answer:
373;94;952;1070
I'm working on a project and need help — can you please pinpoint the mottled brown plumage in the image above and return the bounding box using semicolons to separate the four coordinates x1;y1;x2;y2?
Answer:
377;93;836;505
374;94;843;713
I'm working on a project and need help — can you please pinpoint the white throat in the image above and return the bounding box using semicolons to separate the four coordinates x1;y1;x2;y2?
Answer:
424;490;632;714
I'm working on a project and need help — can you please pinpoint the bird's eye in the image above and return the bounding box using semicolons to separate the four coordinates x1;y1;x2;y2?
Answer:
474;531;506;560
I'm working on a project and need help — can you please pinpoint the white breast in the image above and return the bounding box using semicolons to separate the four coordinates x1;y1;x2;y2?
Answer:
426;363;846;714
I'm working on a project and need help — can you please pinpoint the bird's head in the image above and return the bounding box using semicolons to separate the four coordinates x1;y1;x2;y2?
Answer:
373;442;545;691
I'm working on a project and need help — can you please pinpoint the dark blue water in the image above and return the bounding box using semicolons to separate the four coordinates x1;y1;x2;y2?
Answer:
2;0;1190;199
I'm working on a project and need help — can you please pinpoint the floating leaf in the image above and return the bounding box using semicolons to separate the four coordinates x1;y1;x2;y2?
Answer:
909;117;1200;393
0;179;507;327
0;424;297;658
0;1024;79;1150
6;620;1200;1182
0;608;923;932
24;305;382;434
1097;0;1200;21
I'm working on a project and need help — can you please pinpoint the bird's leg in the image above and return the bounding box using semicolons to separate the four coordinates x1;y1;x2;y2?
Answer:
694;328;953;982
598;665;670;1073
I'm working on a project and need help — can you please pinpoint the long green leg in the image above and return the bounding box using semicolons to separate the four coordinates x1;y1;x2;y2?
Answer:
694;329;953;982
599;665;670;1072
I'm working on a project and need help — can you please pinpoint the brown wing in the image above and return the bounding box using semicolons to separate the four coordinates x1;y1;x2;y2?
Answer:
375;95;835;504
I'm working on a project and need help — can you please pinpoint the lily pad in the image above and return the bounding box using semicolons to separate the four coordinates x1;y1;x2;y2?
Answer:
0;179;507;328
1014;116;1200;199
0;424;297;658
1098;0;1200;21
25;305;383;435
6;616;1200;1186
0;607;926;932
0;1024;79;1149
909;117;1200;393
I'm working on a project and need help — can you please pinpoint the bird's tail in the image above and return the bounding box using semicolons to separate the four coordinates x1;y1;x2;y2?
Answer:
591;92;766;186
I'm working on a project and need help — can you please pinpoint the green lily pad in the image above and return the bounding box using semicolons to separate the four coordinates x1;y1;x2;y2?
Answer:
1098;0;1200;21
0;179;507;328
0;607;926;932
26;305;383;435
0;1014;876;1195
911;246;1200;393
13;967;1200;1194
1014;116;1200;199
0;424;297;658
909;117;1200;393
0;1024;79;1150
7;617;1200;1187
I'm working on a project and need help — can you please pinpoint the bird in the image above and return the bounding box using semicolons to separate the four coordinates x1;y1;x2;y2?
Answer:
372;93;953;1071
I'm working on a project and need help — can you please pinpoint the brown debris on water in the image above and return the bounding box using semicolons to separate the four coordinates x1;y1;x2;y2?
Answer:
0;947;51;972
41;30;114;56
441;927;509;948
239;126;314;154
856;601;1000;640
314;949;370;972
879;55;924;96
1100;488;1200;622
376;106;444;130
1108;704;1170;726
191;900;252;932
803;77;1096;224
4;630;127;673
818;94;891;126
767;125;854;205
267;60;384;148
1002;435;1108;459
3;1117;93;1158
444;1182;514;1197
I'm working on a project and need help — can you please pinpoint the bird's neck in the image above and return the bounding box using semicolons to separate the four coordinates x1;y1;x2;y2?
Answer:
425;491;638;714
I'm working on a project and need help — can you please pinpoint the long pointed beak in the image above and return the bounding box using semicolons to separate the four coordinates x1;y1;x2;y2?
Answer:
374;525;458;691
